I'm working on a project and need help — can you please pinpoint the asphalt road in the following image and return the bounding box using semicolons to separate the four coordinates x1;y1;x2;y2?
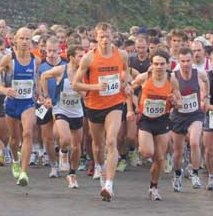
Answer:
0;164;213;216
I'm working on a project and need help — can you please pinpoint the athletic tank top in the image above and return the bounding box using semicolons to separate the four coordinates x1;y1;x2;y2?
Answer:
208;70;213;105
85;47;125;109
173;69;202;115
53;65;83;118
139;72;172;118
38;59;67;104
11;53;36;100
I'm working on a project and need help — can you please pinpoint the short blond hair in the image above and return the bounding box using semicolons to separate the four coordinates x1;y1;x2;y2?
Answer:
95;22;111;33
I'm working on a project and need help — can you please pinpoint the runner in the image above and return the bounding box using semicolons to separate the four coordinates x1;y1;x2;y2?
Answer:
72;22;131;201
37;36;67;176
0;27;40;186
203;50;213;190
131;50;181;200
41;45;85;188
171;47;209;192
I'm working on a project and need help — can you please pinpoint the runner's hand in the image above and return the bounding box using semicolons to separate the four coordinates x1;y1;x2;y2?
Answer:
44;97;52;109
126;111;135;121
98;82;108;91
5;87;16;98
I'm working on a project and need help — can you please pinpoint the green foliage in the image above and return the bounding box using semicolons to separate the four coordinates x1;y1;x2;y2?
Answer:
4;0;213;32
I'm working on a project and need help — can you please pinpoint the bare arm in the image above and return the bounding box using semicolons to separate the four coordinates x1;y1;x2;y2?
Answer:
170;73;182;108
0;54;16;97
40;65;64;98
72;52;106;92
131;72;148;90
34;57;41;99
198;71;210;111
199;70;210;100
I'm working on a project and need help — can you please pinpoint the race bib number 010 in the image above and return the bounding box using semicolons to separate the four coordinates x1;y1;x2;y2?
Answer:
98;74;120;96
178;93;198;113
12;80;33;99
143;99;166;118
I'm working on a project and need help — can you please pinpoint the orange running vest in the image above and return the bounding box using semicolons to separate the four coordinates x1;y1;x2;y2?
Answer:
85;47;125;109
139;72;172;118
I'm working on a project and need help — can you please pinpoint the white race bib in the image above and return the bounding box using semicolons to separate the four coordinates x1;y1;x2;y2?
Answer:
12;80;33;99
98;74;120;96
35;105;48;120
143;99;166;118
209;111;213;129
59;92;81;110
178;93;199;113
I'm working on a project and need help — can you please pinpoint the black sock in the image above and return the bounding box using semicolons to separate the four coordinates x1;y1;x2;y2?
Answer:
193;169;198;176
175;169;182;176
120;154;127;160
69;169;76;175
150;182;158;189
129;147;135;152
61;149;68;154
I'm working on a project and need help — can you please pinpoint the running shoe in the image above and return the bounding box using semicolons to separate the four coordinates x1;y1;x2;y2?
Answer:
49;166;60;178
128;150;138;167
149;187;162;201
172;171;183;192
191;174;202;189
3;147;12;164
12;162;21;179
77;157;87;171
93;164;101;180
29;151;39;166
116;159;127;172
17;172;29;186
206;177;213;190
42;152;50;167
100;186;114;202
66;174;79;189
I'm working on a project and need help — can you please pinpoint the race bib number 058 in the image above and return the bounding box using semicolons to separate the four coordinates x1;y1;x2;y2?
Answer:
12;80;33;99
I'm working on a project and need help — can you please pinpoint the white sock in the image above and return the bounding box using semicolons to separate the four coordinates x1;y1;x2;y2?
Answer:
105;180;113;189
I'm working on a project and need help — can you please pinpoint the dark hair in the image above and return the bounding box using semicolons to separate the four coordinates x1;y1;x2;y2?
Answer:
67;45;84;59
26;23;37;30
205;46;213;56
151;50;170;63
148;37;160;45
124;39;135;48
179;47;193;56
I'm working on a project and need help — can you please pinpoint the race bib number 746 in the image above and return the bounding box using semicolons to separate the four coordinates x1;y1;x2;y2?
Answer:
98;74;120;96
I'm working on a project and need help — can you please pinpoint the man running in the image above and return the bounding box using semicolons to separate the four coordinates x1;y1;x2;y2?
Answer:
73;22;130;201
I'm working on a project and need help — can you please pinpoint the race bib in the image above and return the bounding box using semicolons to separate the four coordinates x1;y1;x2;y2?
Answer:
98;74;120;96
178;93;199;113
209;111;213;129
12;80;33;99
143;99;166;118
35;105;48;120
59;92;81;110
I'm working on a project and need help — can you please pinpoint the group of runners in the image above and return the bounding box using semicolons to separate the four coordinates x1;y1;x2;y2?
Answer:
0;18;213;202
